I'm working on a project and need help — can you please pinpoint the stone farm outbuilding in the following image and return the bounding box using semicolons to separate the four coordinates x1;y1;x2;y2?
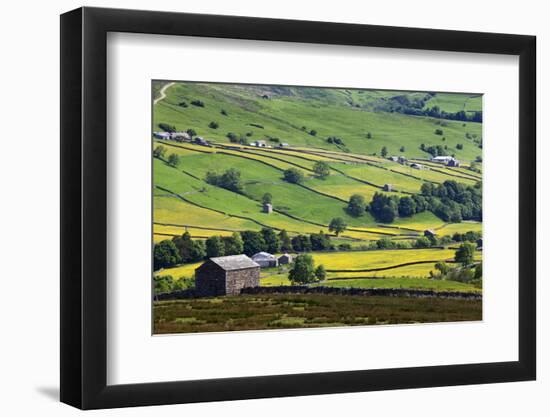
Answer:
195;255;260;296
251;252;278;268
278;253;293;265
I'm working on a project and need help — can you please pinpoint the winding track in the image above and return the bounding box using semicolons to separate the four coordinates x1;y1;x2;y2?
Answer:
154;82;175;105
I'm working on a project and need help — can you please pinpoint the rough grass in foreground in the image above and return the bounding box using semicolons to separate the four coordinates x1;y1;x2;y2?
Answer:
153;293;482;334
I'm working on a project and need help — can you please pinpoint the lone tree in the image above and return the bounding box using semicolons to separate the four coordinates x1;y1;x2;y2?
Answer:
313;161;330;178
167;153;180;167
186;128;197;138
381;146;388;157
208;121;219;129
283;168;305;184
314;264;327;281
347;194;366;217
262;192;273;205
288;254;316;284
455;242;476;266
328;217;347;236
153;145;166;159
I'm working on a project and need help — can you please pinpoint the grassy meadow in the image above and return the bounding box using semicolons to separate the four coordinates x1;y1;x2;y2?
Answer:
152;81;483;332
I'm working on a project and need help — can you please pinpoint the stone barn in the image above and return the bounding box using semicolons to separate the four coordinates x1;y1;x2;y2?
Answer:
263;203;273;214
383;183;393;192
195;255;260;296
251;252;278;268
278;253;293;265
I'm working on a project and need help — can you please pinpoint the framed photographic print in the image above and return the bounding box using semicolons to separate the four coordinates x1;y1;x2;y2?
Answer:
60;6;536;409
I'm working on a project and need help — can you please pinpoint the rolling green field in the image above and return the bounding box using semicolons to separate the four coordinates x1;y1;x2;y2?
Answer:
154;82;482;160
152;81;483;331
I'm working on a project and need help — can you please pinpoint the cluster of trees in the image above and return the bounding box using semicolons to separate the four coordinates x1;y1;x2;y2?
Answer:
158;123;176;132
205;233;245;258
366;180;481;224
288;254;326;284
420;143;448;157
326;136;345;145
153;227;345;272
452;231;482;243
420;180;482;222
373;94;482;123
430;242;482;286
153;232;207;270
226;132;249;145
205;168;244;193
153;145;180;167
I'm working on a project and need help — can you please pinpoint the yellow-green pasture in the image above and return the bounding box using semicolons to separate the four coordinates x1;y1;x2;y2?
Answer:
312;248;455;271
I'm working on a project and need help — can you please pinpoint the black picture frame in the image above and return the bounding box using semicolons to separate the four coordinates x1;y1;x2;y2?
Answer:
60;6;536;410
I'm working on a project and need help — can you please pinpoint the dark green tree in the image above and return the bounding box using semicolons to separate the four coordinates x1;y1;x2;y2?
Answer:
328;217;347;236
289;254;316;284
222;232;244;256
381;146;388;157
261;228;280;254
240;231;266;256
186;128;197;138
208;121;219;129
398;196;417;217
347;194;366;217
153;145;167;159
167;153;180;167
291;235;312;252
262;192;273;205
313;161;330;178
278;229;293;252
153;240;181;270
206;235;225;258
283;168;305;184
455;242;476;266
310;231;332;251
314;264;327;281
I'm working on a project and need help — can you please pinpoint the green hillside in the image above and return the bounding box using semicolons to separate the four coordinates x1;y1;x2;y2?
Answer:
154;82;483;161
152;81;483;296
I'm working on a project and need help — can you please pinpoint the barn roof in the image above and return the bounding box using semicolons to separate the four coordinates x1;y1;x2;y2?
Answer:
252;252;276;260
209;254;259;271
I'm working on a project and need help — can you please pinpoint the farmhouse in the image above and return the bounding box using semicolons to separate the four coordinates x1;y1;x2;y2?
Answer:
172;132;191;142
389;156;399;162
447;158;460;167
431;155;455;164
153;131;172;140
195;255;260;296
279;143;290;148
278;253;293;265
251;140;267;147
410;163;423;170
251;252;278;268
